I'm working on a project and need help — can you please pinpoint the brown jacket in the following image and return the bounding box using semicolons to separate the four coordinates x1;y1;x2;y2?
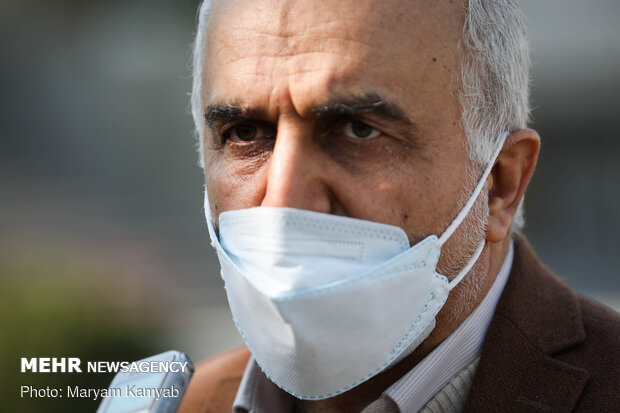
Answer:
179;235;620;412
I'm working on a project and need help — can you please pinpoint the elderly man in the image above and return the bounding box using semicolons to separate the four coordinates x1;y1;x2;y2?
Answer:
180;0;620;412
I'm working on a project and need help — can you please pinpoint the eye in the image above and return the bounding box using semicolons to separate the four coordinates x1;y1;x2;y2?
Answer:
342;121;381;140
226;124;270;142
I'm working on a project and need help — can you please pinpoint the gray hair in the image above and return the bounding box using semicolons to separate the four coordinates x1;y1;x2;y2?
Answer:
458;0;531;228
190;1;212;171
190;0;532;228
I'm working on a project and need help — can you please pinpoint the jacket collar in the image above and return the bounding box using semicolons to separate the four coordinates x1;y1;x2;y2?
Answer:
464;233;589;412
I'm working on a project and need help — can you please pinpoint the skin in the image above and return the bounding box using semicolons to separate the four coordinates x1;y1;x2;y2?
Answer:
201;0;540;411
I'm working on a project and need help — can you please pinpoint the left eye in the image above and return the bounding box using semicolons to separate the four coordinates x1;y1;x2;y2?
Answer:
342;121;381;140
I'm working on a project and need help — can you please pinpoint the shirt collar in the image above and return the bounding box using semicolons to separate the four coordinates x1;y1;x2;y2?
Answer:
233;359;295;413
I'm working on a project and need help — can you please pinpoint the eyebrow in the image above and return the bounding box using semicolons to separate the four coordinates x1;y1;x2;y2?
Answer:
204;92;412;129
310;93;413;126
205;104;251;130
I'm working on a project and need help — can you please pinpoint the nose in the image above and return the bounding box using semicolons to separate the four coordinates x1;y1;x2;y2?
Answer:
260;119;332;213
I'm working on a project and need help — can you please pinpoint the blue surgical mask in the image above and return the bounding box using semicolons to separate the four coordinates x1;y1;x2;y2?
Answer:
204;135;506;400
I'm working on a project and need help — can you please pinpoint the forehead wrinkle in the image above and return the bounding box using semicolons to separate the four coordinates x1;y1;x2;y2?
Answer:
206;0;464;84
208;3;402;64
206;0;465;120
209;0;464;56
212;28;377;69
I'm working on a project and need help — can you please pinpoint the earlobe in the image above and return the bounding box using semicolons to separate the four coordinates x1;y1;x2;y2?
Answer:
487;129;540;243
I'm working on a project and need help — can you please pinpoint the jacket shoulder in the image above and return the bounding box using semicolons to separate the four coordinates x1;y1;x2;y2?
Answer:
178;347;250;413
570;295;620;410
579;294;620;327
465;234;620;412
576;294;620;362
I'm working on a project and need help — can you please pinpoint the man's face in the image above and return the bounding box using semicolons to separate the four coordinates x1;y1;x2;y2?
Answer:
202;0;469;245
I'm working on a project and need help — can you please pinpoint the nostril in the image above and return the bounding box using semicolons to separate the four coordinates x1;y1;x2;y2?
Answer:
328;192;349;217
261;178;333;214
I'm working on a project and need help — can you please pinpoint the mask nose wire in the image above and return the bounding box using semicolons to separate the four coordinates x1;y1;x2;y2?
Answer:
437;133;508;248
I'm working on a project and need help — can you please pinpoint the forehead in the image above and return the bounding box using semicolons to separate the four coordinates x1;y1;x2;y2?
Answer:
203;0;464;116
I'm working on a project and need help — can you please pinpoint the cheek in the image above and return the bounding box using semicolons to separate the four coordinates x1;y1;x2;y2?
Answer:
338;165;432;236
205;152;269;215
356;165;451;241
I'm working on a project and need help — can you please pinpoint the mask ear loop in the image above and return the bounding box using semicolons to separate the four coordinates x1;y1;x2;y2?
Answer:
447;240;485;290
436;133;508;290
203;187;220;247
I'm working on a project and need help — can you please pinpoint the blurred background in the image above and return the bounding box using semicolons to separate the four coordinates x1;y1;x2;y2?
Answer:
1;0;618;411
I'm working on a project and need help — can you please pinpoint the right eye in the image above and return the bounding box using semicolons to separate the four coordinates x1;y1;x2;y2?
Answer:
225;124;269;142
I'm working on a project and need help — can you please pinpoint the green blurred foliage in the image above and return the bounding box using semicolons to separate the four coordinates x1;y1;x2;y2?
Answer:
0;246;166;412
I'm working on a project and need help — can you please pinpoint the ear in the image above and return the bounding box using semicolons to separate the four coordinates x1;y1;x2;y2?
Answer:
487;129;540;243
